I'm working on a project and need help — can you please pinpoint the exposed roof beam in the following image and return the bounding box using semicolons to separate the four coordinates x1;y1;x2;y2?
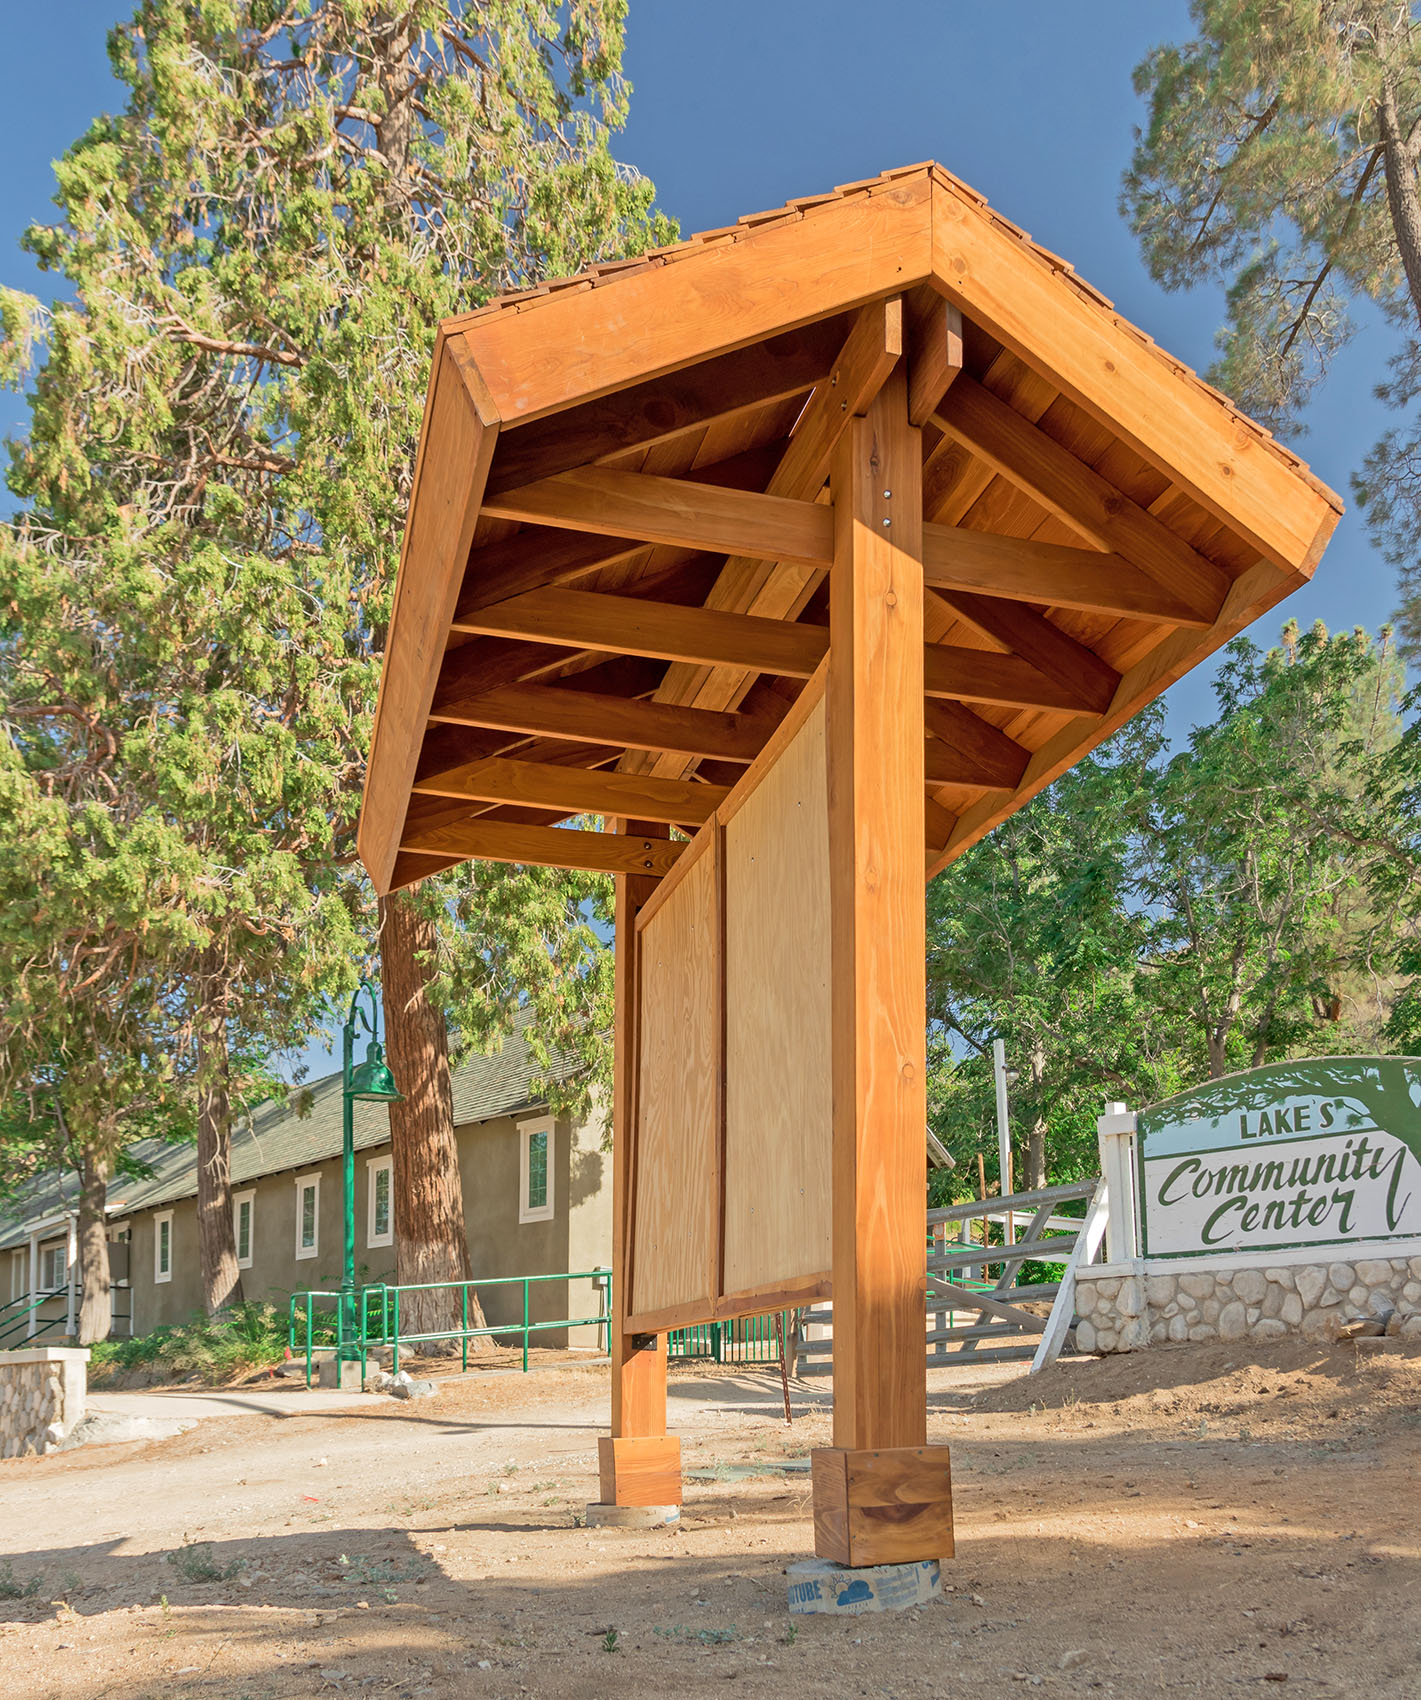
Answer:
455;438;796;626
482;464;834;569
400;819;686;878
483;318;849;495
412;754;728;827
428;681;785;764
906;290;964;426
929;587;1120;716
920;525;1210;627
923;699;1030;789
452;587;1095;716
477;464;1215;634
922;642;1097;714
455;587;828;680
932;377;1228;620
627;297;905;779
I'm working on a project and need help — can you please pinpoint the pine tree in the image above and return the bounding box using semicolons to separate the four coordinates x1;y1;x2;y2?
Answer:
0;2;670;1329
1122;3;1421;645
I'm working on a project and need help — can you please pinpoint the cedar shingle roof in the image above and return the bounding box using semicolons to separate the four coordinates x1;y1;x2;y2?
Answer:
443;162;1339;508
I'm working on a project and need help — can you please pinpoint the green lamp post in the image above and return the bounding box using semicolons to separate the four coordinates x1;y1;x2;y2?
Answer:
339;979;403;1363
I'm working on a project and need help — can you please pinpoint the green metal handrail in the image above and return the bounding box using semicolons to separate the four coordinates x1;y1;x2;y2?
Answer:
288;1266;611;1387
0;1286;70;1349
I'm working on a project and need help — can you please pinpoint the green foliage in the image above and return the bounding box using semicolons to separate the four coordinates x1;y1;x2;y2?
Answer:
88;1300;308;1383
1124;2;1418;429
1122;3;1421;648
0;3;673;1251
166;1542;241;1584
0;1563;45;1601
927;620;1409;1199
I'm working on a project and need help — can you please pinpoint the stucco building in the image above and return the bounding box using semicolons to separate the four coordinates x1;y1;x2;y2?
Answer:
0;1019;611;1349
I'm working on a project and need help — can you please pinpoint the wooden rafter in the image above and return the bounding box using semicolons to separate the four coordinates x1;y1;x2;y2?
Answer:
928;587;1120;716
412;754;728;827
400;818;687;877
428;681;785;764
476;464;1220;633
631;299;905;777
483;465;835;568
457;587;828;678
482;319;848;495
920;525;1209;627
454;585;1099;717
923;699;1030;789
932;377;1228;619
905;290;964;427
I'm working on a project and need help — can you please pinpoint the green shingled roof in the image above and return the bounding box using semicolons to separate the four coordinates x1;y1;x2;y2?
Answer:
0;1013;565;1250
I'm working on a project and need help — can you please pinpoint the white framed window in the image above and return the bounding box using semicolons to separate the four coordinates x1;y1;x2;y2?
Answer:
233;1191;254;1269
366;1156;393;1248
154;1211;173;1284
39;1240;67;1293
518;1116;555;1224
295;1175;320;1260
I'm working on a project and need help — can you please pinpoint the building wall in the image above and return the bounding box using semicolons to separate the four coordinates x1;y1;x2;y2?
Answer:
131;1150;399;1334
122;1104;612;1346
451;1105;612;1347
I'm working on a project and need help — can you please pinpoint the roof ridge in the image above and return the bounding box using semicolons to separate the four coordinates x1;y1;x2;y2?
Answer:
436;160;1342;514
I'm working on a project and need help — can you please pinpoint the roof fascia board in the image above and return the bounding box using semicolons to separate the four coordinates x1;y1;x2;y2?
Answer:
358;336;501;893
927;174;1342;575
459;176;936;426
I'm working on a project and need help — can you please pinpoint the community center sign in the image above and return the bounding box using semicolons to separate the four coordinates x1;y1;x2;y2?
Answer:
1138;1058;1421;1260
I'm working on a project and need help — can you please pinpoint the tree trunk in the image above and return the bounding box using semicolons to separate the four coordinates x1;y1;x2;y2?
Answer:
378;887;488;1352
1379;78;1421;327
75;1146;112;1346
1025;1040;1048;1191
196;949;243;1314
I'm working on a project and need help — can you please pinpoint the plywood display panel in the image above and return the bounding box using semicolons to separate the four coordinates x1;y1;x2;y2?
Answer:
722;697;832;1295
630;837;720;1317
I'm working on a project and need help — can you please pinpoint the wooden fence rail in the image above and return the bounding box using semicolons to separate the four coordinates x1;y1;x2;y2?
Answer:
794;1179;1100;1370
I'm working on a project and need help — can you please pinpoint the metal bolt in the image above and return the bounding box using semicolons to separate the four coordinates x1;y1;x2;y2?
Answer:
883;489;892;499
882;517;892;528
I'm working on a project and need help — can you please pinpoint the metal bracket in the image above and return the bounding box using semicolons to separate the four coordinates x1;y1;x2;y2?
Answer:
630;1332;658;1353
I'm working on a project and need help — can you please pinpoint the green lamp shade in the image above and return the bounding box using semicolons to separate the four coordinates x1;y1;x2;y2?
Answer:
349;1039;402;1102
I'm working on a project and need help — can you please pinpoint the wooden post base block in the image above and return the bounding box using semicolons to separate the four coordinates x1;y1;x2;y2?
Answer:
598;1435;683;1507
811;1446;954;1567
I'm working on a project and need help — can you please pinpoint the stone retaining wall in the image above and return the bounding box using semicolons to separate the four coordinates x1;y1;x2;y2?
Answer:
1075;1256;1421;1354
0;1347;88;1457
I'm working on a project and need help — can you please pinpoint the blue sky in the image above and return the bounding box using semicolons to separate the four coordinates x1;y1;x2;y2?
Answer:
0;1;1406;1078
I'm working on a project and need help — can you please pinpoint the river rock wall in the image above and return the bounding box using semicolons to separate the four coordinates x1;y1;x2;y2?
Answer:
1075;1257;1421;1354
0;1347;88;1457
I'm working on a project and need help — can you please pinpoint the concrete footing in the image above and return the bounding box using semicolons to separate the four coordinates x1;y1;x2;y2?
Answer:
786;1557;942;1615
317;1359;375;1391
583;1502;680;1529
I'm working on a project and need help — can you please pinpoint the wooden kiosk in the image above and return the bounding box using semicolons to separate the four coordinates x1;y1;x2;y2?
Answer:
358;164;1339;1568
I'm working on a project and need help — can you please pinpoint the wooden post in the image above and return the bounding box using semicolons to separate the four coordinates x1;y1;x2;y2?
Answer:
813;368;952;1566
600;818;682;1508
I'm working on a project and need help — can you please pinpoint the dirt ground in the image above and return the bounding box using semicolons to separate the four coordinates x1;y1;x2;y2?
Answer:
3;1338;1420;1700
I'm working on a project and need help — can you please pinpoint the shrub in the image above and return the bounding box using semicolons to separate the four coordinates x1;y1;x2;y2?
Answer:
88;1301;330;1385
